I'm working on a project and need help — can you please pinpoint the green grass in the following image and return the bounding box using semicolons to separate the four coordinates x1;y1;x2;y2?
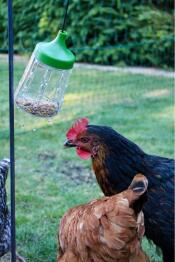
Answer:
0;57;174;261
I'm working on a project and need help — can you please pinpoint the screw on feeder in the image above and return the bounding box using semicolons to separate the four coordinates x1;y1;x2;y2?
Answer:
15;0;75;118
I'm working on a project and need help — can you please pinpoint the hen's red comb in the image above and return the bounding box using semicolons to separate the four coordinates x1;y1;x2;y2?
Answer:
66;118;89;140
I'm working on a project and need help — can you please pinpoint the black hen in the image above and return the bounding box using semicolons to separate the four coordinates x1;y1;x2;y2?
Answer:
0;159;11;257
65;119;174;262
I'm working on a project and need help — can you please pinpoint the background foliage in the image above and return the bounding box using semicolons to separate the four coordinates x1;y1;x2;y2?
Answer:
0;0;174;68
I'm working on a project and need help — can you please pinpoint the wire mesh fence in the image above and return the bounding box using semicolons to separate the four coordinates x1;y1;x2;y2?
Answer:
0;50;174;261
0;0;174;261
0;54;174;167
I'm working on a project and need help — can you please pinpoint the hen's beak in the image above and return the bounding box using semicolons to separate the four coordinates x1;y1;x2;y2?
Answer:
64;140;76;147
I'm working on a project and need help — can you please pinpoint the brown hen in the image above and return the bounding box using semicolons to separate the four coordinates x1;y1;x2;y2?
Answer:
57;174;149;262
64;118;174;262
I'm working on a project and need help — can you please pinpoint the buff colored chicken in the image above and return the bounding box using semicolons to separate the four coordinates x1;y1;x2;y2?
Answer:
57;174;149;262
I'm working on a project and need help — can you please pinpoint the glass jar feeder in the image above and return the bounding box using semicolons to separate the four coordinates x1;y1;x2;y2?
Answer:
15;30;75;118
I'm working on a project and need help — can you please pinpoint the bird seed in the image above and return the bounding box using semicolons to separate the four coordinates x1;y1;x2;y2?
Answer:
16;98;59;117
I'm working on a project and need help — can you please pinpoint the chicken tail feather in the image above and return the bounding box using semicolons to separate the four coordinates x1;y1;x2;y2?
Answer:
128;174;148;214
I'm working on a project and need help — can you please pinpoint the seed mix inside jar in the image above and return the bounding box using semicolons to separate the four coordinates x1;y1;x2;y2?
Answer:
16;98;59;117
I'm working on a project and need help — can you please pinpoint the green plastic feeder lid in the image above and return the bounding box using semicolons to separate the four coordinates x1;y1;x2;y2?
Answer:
34;30;75;70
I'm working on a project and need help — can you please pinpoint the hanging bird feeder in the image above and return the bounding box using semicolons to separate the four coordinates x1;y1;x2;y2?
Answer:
15;0;75;118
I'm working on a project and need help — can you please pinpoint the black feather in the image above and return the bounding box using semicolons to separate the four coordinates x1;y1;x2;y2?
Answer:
0;159;11;257
87;125;174;262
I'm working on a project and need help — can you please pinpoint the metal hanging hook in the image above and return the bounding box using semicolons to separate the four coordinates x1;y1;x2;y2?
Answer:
61;0;70;32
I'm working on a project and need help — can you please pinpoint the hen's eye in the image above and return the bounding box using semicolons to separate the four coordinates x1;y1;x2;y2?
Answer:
93;140;99;146
80;137;89;143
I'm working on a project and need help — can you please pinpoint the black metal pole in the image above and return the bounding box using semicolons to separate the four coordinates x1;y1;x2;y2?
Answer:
7;0;16;261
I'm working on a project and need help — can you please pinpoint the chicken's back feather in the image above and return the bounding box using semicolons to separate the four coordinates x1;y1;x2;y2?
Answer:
58;176;149;262
0;159;11;257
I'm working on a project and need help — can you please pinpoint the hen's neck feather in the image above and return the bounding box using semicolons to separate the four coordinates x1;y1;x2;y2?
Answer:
90;127;146;195
92;144;144;195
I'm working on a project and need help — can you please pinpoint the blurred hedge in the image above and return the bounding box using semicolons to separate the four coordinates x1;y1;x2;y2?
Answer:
0;0;174;68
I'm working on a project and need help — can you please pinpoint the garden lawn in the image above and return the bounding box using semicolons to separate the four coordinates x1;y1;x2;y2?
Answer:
0;57;174;262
